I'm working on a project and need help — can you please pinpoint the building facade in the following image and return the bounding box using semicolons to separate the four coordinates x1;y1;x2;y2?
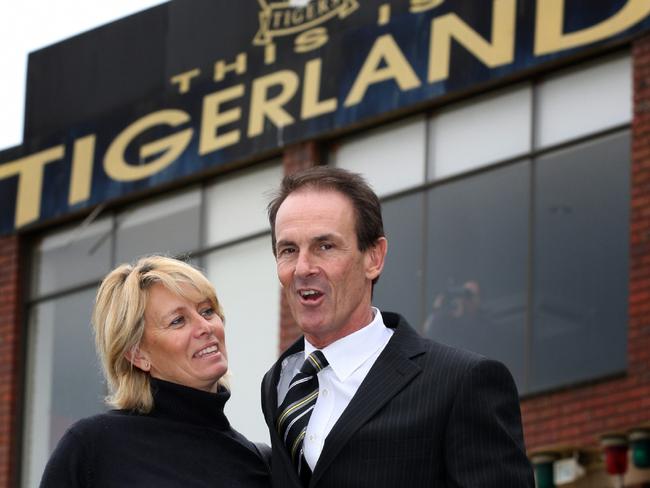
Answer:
1;1;650;487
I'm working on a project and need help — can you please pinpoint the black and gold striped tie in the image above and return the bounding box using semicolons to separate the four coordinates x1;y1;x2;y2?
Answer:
276;350;329;483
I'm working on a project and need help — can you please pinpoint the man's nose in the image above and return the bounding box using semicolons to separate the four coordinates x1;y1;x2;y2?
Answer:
295;251;317;277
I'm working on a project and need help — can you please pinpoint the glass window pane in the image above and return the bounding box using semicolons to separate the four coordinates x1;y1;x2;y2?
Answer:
115;187;201;263
536;53;631;149
31;218;112;297
424;162;529;390
332;115;426;197
205;161;283;246
531;131;629;391
373;193;425;329
22;288;105;488
429;85;532;180
205;235;279;443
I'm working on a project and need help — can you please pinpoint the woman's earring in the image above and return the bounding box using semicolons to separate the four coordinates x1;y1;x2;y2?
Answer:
143;360;150;371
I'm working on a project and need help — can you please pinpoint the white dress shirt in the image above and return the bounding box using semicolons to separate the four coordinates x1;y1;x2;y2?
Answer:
276;308;394;470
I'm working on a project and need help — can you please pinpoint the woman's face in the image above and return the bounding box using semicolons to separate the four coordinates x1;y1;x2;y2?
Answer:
137;282;228;393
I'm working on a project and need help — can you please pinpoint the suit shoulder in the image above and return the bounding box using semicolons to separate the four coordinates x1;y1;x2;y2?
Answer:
390;314;508;378
418;336;516;388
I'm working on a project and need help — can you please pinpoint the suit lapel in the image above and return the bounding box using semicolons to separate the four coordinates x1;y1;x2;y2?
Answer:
311;313;426;486
262;338;305;487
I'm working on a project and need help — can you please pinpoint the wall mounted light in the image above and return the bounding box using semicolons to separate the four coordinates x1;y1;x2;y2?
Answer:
531;452;558;488
601;433;628;488
629;428;650;469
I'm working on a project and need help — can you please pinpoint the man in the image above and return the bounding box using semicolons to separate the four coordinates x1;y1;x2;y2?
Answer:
261;166;534;487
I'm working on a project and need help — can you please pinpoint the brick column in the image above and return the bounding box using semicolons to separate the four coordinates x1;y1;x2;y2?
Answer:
0;235;22;488
629;33;650;399
277;142;323;353
520;34;650;453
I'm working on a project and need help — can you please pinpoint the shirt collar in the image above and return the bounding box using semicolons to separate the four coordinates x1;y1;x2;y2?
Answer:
304;308;389;382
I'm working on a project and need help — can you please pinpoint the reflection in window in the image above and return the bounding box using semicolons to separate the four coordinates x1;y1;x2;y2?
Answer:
205;236;279;443
204;161;283;246
333;115;426;197
31;218;112;298
115;187;201;263
429;85;532;180
531;132;629;391
22;289;105;488
374;193;425;329
535;54;631;149
424;162;529;389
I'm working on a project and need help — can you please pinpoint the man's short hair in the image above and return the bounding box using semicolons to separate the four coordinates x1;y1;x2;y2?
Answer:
267;166;385;256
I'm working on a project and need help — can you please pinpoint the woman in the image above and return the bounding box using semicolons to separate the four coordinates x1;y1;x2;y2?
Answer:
40;255;271;487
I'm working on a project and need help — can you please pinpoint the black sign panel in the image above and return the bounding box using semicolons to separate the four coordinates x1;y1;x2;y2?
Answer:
1;0;649;235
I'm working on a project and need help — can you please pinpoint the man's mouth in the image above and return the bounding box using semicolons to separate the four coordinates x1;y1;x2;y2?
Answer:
298;289;324;301
194;344;219;358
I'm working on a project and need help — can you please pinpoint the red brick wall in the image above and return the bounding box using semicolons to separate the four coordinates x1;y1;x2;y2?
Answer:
520;33;650;452
0;235;21;488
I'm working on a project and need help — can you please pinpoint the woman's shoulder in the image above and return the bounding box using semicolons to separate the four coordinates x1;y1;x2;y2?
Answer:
63;410;140;439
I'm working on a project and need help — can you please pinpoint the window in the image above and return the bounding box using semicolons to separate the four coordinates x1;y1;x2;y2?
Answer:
336;53;631;394
333;115;426;197
531;132;629;391
424;162;529;388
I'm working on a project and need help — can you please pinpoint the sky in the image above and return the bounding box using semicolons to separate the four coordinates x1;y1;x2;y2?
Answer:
0;0;168;152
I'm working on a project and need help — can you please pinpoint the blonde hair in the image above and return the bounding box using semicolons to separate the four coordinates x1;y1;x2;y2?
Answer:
92;255;225;413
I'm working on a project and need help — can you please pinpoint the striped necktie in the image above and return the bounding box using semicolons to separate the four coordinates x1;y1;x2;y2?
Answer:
276;350;329;482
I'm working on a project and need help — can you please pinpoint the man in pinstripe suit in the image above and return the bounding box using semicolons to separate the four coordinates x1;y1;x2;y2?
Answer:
262;167;534;487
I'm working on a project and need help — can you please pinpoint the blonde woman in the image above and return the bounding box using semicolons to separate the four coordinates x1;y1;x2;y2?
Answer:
40;256;270;487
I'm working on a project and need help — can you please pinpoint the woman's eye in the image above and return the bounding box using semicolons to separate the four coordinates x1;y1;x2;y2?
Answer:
170;316;184;327
201;307;215;318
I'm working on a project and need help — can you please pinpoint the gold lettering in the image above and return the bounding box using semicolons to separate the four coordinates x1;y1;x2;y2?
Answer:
344;34;421;107
248;70;299;137
536;0;650;56
199;84;245;155
170;68;201;94
318;0;329;16
214;53;248;82
68;135;96;206
0;146;64;228
428;0;516;83
302;58;337;119
272;11;283;29
410;0;444;14
104;110;192;182
265;43;277;65
378;4;391;25
295;27;329;53
292;8;305;25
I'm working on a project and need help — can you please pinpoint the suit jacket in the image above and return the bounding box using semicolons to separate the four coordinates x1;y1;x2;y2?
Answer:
261;312;534;487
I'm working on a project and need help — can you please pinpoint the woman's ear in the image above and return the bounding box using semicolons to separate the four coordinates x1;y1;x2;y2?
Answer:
125;346;150;372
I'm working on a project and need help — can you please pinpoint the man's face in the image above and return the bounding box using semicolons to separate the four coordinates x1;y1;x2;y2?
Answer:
274;188;386;348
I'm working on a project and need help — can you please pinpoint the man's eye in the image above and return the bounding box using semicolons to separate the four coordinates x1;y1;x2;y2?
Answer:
278;247;295;256
320;243;333;251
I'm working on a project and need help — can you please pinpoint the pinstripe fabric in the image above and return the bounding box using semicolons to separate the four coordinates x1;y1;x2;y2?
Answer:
276;351;328;482
262;312;534;488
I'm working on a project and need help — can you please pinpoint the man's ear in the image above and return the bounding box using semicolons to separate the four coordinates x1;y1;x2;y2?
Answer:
125;346;151;372
364;237;388;281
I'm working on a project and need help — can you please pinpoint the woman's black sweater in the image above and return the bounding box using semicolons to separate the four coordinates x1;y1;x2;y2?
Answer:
39;378;271;487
